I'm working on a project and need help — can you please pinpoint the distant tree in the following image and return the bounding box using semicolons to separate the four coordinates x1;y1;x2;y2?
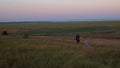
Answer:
2;31;8;35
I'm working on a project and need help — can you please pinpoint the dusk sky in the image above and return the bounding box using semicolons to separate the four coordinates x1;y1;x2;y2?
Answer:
0;0;120;22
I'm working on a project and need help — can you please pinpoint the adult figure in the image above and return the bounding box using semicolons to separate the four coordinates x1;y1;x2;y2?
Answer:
75;34;80;43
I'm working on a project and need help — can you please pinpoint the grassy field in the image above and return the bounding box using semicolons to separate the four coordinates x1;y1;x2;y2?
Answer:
0;21;120;34
0;21;120;68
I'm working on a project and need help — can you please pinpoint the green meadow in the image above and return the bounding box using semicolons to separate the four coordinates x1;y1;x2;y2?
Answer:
0;21;120;68
0;21;120;34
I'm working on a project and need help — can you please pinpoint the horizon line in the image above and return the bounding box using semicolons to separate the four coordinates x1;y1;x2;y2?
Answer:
0;20;120;23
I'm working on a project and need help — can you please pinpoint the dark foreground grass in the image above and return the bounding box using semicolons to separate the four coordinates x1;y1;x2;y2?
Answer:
0;38;120;68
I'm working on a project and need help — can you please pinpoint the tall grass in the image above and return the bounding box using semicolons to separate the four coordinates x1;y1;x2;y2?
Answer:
0;21;120;68
0;38;120;68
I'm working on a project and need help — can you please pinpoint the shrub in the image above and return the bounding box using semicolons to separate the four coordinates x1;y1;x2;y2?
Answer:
1;31;8;35
24;34;28;38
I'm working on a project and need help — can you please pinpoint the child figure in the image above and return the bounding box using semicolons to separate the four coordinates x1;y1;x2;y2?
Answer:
84;39;89;46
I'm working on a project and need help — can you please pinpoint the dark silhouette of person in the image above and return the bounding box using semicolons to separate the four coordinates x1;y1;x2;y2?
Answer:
75;34;80;43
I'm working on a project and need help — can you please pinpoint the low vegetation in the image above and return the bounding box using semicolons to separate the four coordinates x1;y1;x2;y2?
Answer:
0;21;120;68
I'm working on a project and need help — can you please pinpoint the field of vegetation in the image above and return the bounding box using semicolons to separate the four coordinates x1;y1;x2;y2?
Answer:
0;21;120;68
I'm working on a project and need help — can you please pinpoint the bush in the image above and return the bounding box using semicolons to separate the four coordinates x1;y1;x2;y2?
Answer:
1;31;8;35
24;34;28;38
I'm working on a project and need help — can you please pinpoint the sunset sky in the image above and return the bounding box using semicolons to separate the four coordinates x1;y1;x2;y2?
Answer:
0;0;120;22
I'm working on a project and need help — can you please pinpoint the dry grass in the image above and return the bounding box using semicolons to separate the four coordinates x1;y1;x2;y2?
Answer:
0;21;120;68
0;35;120;68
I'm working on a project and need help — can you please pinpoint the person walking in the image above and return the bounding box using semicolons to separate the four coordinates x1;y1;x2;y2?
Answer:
84;39;89;46
75;34;80;43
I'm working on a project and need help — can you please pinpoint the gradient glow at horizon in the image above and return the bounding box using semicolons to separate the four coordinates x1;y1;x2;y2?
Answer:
0;0;120;22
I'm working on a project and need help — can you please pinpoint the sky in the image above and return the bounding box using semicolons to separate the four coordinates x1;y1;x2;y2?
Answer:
0;0;120;22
